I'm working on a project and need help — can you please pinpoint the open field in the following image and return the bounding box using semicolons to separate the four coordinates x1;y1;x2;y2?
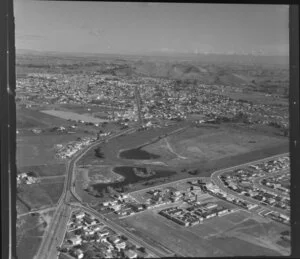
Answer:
17;197;31;215
78;122;187;165
18;178;65;210
18;163;66;177
41;109;108;123
56;103;124;115
17;108;73;129
17;132;93;167
80;122;287;170
77;122;287;197
221;90;288;106
74;122;288;204
75;166;124;194
144;124;287;166
17;236;42;259
17;209;56;259
120;208;290;257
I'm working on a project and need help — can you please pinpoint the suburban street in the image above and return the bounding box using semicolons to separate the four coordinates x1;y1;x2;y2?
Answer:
210;153;289;215
253;171;290;199
73;203;174;257
35;127;140;259
34;124;289;259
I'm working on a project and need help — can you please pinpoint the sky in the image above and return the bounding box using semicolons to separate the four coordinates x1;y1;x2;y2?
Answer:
14;1;289;56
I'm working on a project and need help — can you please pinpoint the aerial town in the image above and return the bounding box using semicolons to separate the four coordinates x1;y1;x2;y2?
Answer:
59;210;148;259
16;72;288;134
16;60;291;259
14;3;291;259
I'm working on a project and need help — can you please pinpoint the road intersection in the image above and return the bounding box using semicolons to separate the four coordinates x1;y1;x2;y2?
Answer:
34;125;289;259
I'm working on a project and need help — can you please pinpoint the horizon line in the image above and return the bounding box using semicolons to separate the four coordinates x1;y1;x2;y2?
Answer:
16;48;289;58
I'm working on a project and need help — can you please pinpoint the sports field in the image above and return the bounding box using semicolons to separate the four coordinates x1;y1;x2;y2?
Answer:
121;208;290;257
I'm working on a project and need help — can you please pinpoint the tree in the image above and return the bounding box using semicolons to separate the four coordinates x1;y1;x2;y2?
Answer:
94;147;104;158
84;250;97;259
138;247;146;253
107;186;115;194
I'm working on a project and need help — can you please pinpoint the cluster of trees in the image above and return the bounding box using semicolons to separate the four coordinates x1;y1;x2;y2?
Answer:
86;184;129;198
268;121;289;136
94;147;105;158
215;111;251;124
85;186;101;197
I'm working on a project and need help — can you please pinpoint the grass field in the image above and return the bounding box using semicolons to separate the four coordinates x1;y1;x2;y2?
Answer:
57;103;117;114
17;108;73;129
17;236;42;259
120;208;290;257
17;209;56;259
17;215;43;259
78;122;187;166
88;165;124;183
17;132;92;167
75;166;115;203
76;122;288;202
18;178;65;210
17;198;31;215
41;109;108;123
144;124;287;166
18;163;66;177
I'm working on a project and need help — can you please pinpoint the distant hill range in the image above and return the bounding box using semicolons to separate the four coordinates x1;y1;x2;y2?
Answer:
16;49;288;66
16;49;289;93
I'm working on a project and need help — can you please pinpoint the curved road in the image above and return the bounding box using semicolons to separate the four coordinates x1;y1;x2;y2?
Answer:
35;128;138;259
35;127;289;259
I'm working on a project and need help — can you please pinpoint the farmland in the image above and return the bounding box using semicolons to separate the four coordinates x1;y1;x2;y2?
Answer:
120;208;289;257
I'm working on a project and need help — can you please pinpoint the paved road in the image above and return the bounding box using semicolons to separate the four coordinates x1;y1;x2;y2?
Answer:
129;153;289;198
35;128;289;259
253;171;290;199
17;206;56;218
74;203;173;258
210;154;289;215
35;128;138;259
128;176;206;198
